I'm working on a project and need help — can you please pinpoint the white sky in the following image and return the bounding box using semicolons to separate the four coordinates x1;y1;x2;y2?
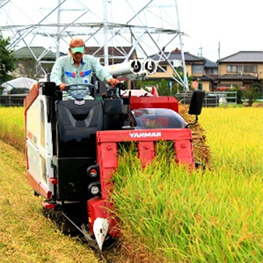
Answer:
0;0;262;62
178;0;263;61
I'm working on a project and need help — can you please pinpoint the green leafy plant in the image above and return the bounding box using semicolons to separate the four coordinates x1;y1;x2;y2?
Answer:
0;35;16;84
243;83;263;106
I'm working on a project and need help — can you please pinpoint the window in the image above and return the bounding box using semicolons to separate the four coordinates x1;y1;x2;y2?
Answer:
157;66;167;72
227;64;257;73
192;65;204;74
227;65;243;73
244;65;257;73
207;68;218;74
175;66;183;73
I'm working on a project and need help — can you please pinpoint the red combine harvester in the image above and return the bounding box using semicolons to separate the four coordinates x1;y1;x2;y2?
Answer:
24;62;204;250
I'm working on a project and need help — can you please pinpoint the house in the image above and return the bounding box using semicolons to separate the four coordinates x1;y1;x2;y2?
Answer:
148;49;263;92
203;58;218;78
217;51;263;90
149;48;216;92
14;46;57;60
13;46;60;79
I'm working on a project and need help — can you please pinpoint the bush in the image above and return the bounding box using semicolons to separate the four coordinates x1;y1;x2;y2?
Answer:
243;83;263;106
228;87;243;104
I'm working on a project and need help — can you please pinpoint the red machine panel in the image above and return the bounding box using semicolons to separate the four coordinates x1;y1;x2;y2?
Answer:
88;128;194;236
130;96;179;113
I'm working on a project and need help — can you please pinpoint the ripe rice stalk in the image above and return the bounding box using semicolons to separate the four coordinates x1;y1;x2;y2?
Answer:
0;106;25;152
179;103;211;168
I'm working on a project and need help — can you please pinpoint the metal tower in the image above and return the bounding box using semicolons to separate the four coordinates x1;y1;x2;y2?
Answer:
0;0;188;89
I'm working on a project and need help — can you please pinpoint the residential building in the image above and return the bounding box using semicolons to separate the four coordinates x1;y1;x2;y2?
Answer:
149;49;263;92
217;51;263;90
13;46;60;79
149;48;216;92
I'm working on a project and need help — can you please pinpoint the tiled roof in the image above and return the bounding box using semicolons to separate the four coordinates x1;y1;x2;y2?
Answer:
192;74;215;81
14;46;57;59
202;57;218;68
202;74;215;80
150;49;205;63
218;51;263;63
217;73;258;80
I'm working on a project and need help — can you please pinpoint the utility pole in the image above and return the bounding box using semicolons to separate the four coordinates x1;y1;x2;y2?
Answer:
199;46;203;57
218;42;220;60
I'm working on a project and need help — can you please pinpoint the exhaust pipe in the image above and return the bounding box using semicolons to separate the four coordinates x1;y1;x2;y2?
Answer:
144;59;158;74
105;60;143;77
104;59;157;79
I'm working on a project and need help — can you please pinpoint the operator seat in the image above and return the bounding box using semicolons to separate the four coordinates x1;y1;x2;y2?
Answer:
56;100;103;158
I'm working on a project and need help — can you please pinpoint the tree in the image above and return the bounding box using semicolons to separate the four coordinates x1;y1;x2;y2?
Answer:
0;35;16;84
243;83;263;106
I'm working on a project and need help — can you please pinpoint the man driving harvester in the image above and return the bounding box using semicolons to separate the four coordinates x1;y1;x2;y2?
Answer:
50;38;120;92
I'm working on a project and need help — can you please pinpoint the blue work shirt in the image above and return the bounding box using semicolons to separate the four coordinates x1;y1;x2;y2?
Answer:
50;54;112;86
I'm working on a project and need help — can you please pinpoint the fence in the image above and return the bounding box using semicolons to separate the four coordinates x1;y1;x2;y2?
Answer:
0;91;238;107
175;91;237;107
0;94;27;107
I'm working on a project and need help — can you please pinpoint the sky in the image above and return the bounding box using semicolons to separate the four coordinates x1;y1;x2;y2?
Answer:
0;0;262;62
178;0;263;61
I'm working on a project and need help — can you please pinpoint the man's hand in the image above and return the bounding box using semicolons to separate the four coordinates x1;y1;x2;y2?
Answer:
107;78;120;87
59;83;67;91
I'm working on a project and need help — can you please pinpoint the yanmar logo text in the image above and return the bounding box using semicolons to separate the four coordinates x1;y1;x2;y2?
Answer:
129;132;162;138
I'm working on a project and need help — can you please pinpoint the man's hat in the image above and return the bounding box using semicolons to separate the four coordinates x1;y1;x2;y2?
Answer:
70;46;85;54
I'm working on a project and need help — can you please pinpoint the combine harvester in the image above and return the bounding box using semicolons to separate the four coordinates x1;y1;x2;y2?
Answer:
24;59;205;250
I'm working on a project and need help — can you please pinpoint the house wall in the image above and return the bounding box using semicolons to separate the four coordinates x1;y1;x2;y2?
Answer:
220;80;243;86
258;63;263;80
151;63;210;91
191;81;210;92
219;64;226;75
202;82;210;92
149;64;202;79
219;62;263;80
152;66;174;78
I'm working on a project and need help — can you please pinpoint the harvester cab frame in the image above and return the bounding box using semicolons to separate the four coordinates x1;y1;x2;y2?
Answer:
24;60;205;250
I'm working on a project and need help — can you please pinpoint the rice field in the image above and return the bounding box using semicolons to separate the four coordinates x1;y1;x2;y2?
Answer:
0;107;99;263
0;106;25;151
111;107;263;262
0;106;263;262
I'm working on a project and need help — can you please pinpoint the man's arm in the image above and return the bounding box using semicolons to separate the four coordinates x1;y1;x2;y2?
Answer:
90;56;119;86
50;58;63;87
